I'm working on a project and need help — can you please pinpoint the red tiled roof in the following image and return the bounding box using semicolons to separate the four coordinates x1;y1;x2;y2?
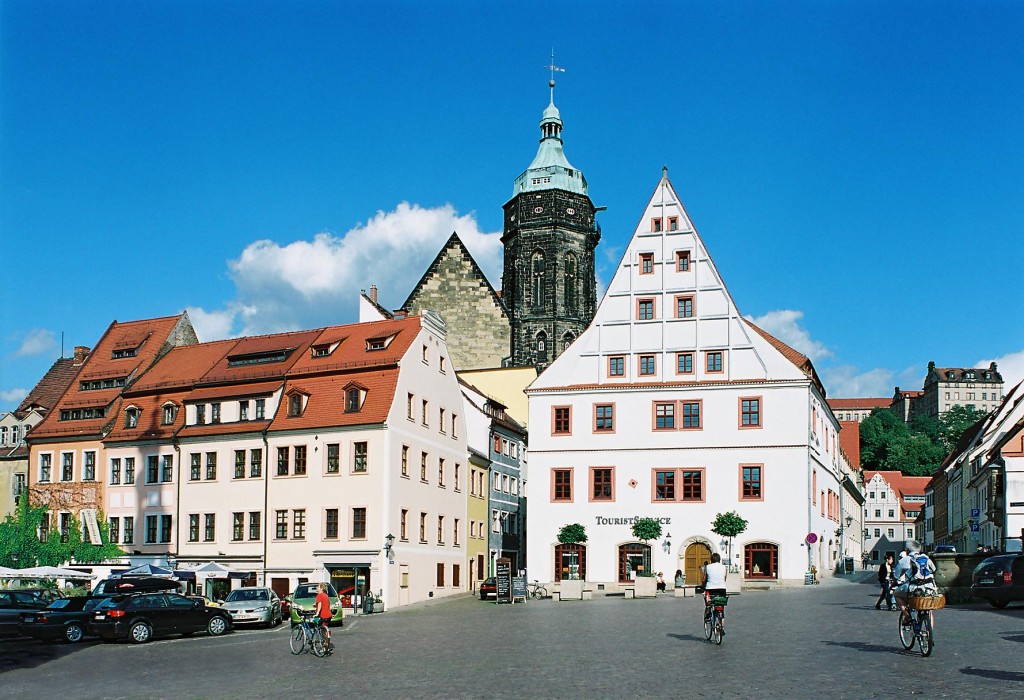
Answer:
828;398;891;410
743;319;826;396
198;330;323;385
16;357;84;418
269;369;400;432
176;419;272;439
185;381;283;402
31;315;186;439
128;339;236;393
838;420;861;469
287;317;421;377
104;390;190;443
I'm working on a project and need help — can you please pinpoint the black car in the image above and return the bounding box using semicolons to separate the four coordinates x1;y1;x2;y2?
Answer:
19;596;107;643
92;576;182;596
971;554;1024;608
92;592;232;643
0;589;63;638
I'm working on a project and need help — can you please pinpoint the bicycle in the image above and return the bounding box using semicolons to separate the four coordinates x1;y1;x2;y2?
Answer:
527;580;548;599
290;610;329;657
898;593;944;657
702;592;727;645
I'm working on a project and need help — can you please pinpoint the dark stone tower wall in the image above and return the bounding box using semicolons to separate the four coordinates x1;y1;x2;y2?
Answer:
501;189;600;369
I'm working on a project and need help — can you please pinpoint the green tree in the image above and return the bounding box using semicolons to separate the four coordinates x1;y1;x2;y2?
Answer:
711;511;748;568
631;518;662;544
0;499;124;568
557;523;587;545
938;404;987;453
860;408;909;470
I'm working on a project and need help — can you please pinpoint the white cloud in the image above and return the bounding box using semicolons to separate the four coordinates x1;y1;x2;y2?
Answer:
820;365;895;398
745;309;833;363
14;329;57;358
193;203;503;340
977;349;1024;393
0;388;28;403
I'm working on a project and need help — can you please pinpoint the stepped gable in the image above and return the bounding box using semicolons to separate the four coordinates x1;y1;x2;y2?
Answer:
400;233;509;371
530;170;811;390
30;313;193;439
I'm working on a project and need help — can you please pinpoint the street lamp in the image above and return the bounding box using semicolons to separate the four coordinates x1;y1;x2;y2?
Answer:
383;533;395;562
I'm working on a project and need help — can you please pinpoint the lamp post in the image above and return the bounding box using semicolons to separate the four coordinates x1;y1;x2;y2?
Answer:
383;533;395;563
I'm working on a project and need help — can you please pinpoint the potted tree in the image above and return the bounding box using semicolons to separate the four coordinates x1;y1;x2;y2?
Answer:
711;511;747;593
631;518;662;598
556;524;587;600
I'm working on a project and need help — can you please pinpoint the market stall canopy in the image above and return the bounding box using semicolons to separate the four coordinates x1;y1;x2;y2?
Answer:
192;561;253;579
13;565;96;579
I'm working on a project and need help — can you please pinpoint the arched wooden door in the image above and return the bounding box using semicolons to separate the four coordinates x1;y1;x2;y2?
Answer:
684;542;713;585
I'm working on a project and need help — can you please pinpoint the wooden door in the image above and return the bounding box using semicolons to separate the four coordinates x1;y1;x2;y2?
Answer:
684;543;712;585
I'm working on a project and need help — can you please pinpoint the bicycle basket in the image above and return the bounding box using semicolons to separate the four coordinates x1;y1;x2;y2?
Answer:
908;594;945;610
710;595;729;606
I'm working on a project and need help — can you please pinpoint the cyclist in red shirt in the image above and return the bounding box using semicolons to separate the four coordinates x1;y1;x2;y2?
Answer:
314;583;333;653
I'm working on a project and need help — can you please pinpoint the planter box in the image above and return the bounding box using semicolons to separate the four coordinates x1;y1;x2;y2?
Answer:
634;576;657;598
372;602;384;613
558;579;584;601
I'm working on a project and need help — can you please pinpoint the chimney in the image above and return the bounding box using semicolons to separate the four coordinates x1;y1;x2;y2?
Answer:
370;285;378;304
73;346;91;365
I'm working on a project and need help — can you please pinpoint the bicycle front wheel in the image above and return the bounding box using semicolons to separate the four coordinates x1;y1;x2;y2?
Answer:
289;626;306;655
898;611;915;650
918;614;933;657
535;587;547;599
311;628;328;658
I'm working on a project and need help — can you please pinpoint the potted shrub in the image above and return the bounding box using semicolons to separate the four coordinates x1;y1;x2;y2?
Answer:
631;518;662;598
556;524;587;600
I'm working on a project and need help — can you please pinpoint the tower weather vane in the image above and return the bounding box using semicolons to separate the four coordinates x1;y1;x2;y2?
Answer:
546;49;565;101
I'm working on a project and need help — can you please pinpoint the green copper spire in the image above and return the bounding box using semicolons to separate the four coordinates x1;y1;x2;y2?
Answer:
512;73;588;197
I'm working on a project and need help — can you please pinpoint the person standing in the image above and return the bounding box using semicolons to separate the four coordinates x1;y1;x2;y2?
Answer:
314;583;334;653
875;553;894;610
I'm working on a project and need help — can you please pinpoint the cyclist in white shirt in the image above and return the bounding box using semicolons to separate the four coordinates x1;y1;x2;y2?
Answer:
702;553;729;630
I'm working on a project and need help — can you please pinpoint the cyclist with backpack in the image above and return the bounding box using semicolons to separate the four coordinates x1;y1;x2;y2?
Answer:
892;540;938;622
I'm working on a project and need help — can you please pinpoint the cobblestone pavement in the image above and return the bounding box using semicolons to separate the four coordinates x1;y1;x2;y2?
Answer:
2;575;1022;699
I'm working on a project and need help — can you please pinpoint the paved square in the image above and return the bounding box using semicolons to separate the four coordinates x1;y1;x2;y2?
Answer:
3;576;1022;698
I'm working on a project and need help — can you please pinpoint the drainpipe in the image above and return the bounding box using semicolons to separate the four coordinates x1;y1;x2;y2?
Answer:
261;427;269;587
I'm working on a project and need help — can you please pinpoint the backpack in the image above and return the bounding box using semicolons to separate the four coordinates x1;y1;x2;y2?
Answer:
910;553;933;580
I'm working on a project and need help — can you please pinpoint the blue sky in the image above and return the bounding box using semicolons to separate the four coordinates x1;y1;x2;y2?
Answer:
2;1;1023;412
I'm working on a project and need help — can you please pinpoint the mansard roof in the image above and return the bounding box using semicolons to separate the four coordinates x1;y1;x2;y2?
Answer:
30;313;193;440
400;232;506;316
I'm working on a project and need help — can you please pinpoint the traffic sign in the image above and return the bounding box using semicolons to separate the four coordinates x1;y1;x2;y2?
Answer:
970;523;980;532
971;508;980;518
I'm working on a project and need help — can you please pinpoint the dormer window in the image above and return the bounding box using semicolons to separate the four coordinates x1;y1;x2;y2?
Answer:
946;371;954;380
366;334;394;351
112;348;138;359
311;340;341;358
162;403;178;425
227;348;291;367
125;407;140;428
345;386;365;413
288;393;304;417
196;404;206;425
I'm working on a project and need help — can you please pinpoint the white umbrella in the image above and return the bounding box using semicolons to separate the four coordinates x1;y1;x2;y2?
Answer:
0;565;20;578
193;562;239;575
15;565;96;579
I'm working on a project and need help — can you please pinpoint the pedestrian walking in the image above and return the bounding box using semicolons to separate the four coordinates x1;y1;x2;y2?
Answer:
875;553;895;610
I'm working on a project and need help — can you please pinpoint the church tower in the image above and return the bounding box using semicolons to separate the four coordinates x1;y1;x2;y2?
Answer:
502;77;601;370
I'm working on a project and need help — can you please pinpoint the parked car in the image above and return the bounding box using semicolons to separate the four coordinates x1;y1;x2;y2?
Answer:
19;596;108;643
288;583;343;627
0;589;63;638
933;544;957;554
92;576;182;596
971;554;1024;609
479;577;497;600
220;587;282;627
91;592;232;643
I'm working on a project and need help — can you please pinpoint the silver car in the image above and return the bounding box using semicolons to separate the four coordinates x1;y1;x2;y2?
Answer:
219;588;283;627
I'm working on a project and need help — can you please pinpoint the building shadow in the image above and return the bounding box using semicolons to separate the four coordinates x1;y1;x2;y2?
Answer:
0;638;97;674
1000;631;1024;644
959;666;1024;682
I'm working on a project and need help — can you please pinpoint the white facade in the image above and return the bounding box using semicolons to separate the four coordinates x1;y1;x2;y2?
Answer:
525;172;856;589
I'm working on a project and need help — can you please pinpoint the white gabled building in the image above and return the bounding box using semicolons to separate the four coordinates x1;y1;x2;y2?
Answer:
525;170;853;590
